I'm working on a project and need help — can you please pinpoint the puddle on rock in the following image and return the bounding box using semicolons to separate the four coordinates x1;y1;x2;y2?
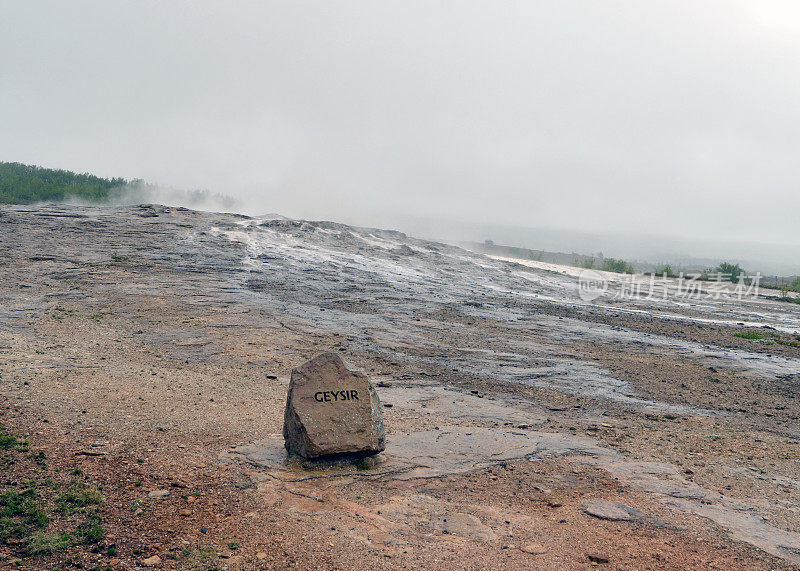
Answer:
222;427;616;481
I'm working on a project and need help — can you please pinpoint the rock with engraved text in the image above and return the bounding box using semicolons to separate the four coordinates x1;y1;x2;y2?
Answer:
283;353;386;459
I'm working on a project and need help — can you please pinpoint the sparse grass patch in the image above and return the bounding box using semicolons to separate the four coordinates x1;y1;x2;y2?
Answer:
0;426;28;450
0;488;50;545
25;531;73;555
55;483;103;514
734;331;764;340
175;546;222;570
776;293;800;305
0;426;106;560
73;514;104;544
352;458;371;471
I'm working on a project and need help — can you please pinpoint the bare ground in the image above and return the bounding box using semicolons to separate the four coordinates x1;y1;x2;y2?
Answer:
1;204;800;569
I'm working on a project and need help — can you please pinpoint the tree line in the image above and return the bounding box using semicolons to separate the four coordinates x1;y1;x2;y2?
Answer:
0;161;126;204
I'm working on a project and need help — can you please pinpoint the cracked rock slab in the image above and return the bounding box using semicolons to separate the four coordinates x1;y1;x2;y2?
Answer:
582;499;642;522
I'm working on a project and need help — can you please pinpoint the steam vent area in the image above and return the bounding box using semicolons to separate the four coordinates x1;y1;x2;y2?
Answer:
2;204;800;569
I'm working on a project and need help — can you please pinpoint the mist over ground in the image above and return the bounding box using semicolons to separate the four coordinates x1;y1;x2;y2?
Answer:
2;1;800;271
102;184;800;276
104;182;238;214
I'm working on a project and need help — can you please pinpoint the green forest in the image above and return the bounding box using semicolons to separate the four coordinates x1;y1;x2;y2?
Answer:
0;162;127;204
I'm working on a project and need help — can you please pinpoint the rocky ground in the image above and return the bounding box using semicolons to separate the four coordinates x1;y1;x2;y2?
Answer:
1;203;799;569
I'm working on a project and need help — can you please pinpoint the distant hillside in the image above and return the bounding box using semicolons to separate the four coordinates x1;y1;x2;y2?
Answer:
463;240;603;269
0;161;127;204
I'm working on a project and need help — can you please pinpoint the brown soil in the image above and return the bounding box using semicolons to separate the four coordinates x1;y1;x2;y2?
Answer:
1;204;799;569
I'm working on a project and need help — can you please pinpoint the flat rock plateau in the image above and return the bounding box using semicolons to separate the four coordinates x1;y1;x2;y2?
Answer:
2;203;800;569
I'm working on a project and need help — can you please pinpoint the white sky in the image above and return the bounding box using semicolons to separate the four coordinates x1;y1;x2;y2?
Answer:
2;1;800;247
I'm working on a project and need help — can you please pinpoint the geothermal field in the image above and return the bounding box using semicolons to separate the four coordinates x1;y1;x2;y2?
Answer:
2;203;800;569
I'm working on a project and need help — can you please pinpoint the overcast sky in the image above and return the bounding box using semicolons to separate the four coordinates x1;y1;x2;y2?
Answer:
2;1;800;248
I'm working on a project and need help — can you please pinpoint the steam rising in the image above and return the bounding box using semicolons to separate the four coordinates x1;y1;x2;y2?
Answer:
2;2;800;272
106;181;239;214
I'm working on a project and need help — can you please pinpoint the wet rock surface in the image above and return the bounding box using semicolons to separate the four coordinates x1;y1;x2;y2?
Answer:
1;204;800;569
283;353;385;458
225;426;616;480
